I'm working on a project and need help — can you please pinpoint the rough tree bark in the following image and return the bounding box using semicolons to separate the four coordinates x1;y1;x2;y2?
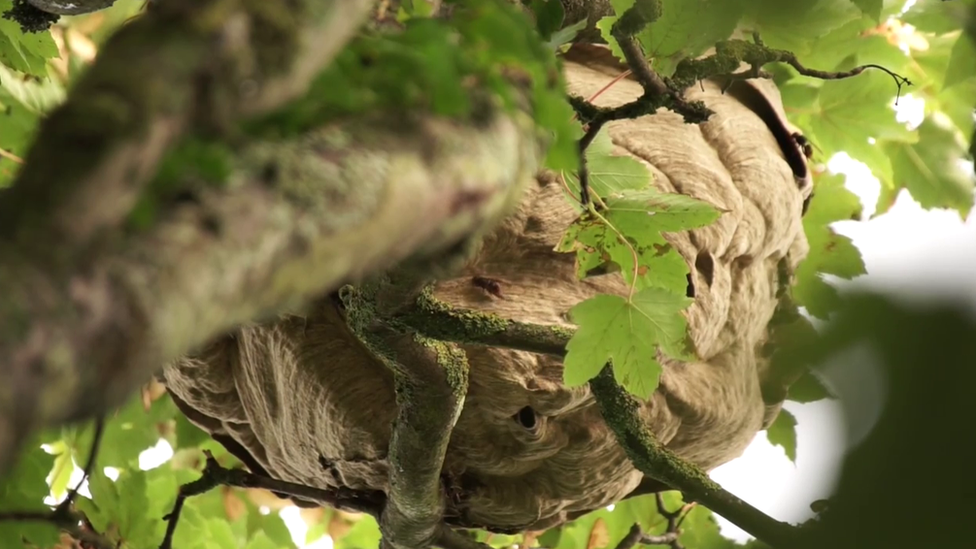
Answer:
0;0;543;471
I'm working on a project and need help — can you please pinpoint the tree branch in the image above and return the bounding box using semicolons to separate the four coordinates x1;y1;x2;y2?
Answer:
160;450;384;549
0;111;542;471
392;301;801;547
158;450;486;549
377;334;468;549
341;279;471;549
589;366;798;547
615;523;681;549
0;0;373;252
394;286;574;356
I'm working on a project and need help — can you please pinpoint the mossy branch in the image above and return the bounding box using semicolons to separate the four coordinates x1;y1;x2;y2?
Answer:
589;367;799;547
0;111;542;472
380;334;469;549
0;0;373;253
341;276;474;549
393;296;801;547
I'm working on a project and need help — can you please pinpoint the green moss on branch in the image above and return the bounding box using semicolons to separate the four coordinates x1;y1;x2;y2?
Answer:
393;305;802;547
395;286;574;356
589;366;799;547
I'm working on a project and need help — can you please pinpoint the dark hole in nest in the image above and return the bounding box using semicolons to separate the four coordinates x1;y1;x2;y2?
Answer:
695;252;714;287
515;406;537;430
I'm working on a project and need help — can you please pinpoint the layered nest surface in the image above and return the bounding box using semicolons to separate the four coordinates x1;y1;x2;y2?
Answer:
162;45;813;533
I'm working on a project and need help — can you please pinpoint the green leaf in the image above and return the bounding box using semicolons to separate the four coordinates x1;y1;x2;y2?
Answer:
604;188;722;233
175;413;212;450
788;370;835;403
0;442;59;548
742;0;861;55
114;469;167;547
305;514;329;544
943;34;976;91
795;174;866;318
562;131;655;199
530;0;565;40
203;517;240;549
598;0;741;76
245;499;296;548
636;0;741;76
75;469;119;536
539;90;581;171
334;516;381;549
883;117;975;216
48;441;75;500
0;4;56;77
676;504;742;548
596;15;627;61
778;81;821;112
851;0;883;21
809;68;916;191
541;492;687;549
67;391;180;469
556;187;718;293
564;288;694;398
547;18;587;52
0;31;28;73
766;409;798;463
787;16;875;74
901;0;969;34
171;505;210;549
247;532;284;549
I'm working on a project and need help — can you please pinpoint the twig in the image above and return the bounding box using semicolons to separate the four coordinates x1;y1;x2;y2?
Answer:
569;0;710;207
157;449;484;549
160;450;383;549
616;523;645;549
0;147;24;164
615;522;681;549
610;0;668;97
641;531;681;546
650;493;687;549
577;120;606;206
781;57;911;103
341;282;470;549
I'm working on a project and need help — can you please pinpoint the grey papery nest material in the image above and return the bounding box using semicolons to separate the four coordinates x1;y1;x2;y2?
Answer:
162;46;813;533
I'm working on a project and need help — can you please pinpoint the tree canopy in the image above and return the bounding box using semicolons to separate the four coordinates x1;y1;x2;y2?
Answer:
0;1;974;549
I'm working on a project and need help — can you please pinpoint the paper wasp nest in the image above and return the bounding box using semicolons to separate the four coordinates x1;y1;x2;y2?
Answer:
162;45;812;532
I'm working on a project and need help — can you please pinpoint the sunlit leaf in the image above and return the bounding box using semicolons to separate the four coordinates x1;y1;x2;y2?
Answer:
564;288;693;398
883;117;975;215
795;174;866;318
943;33;976;90
0;442;59;548
766;409;799;463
